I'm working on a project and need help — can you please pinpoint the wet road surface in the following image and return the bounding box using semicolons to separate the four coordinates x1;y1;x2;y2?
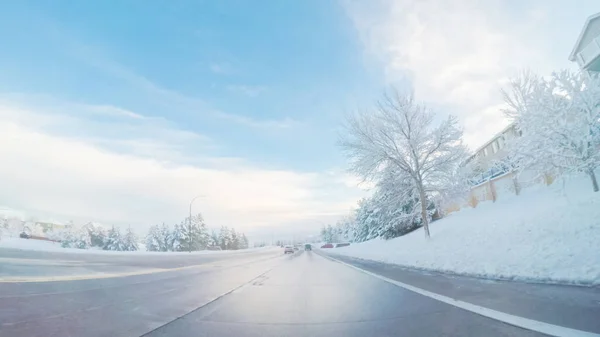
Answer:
1;248;598;337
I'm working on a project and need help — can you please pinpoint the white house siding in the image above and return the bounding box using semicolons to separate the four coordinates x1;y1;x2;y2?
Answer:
576;17;600;55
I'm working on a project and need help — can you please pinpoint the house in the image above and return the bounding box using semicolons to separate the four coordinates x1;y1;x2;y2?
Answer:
466;122;520;185
569;12;600;74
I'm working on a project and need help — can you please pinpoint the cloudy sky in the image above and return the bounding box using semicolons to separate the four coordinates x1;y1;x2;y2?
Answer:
0;0;597;239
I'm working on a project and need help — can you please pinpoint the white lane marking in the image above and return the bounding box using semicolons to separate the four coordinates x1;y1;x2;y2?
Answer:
324;254;600;337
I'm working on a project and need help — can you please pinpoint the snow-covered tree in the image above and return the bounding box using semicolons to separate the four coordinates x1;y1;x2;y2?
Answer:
169;224;184;252
503;70;600;192
159;223;171;251
123;226;139;251
60;225;91;249
320;224;336;243
229;228;240;250
210;229;219;247
240;233;249;249
339;89;468;237
145;225;161;252
180;213;210;251
82;222;106;248
103;226;126;251
218;226;231;250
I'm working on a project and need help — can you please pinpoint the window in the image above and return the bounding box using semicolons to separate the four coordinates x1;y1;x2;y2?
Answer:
483;148;488;157
492;141;499;153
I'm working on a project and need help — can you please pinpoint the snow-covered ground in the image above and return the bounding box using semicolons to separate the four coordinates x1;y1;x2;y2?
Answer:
0;236;275;256
330;174;600;285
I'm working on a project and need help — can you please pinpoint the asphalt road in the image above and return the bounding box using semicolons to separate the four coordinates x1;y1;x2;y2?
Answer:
1;247;598;337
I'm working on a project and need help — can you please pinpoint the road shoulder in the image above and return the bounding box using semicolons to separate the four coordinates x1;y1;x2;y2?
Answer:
319;251;600;336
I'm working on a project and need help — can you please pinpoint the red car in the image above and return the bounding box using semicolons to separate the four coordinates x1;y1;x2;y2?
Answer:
320;243;334;248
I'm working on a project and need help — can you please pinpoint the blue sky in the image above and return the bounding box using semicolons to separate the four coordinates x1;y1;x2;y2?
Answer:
0;0;382;171
0;0;598;239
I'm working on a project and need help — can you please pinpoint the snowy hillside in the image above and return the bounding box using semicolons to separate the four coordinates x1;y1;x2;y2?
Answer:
330;173;600;285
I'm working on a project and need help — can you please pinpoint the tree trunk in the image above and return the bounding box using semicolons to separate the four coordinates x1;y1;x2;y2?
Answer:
589;169;599;192
418;183;430;238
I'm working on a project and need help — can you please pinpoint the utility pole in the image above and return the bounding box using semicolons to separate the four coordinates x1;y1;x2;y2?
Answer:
188;195;204;253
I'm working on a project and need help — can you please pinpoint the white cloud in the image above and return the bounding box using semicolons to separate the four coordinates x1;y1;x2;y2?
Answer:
226;84;267;97
0;102;363;237
341;0;597;149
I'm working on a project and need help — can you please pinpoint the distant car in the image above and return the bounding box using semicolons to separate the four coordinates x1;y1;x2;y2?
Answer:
19;232;31;239
335;243;350;248
321;243;333;248
284;245;294;254
293;245;299;251
304;243;312;251
207;246;222;251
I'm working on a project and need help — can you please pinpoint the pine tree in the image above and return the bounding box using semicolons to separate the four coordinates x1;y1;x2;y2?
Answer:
159;223;171;251
240;233;249;249
60;225;76;248
229;228;240;250
123;227;139;251
60;225;91;249
104;226;125;251
180;213;209;251
169;224;184;251
210;229;219;247
82;222;107;248
145;225;161;251
218;226;230;250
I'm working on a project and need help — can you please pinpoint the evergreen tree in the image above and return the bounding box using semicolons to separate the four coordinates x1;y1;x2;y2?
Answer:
145;225;161;252
169;224;184;251
240;233;249;249
210;229;219;247
159;223;171;251
104;226;125;251
60;225;91;249
82;222;106;248
123;226;139;251
218;226;230;250
180;213;209;251
229;228;240;250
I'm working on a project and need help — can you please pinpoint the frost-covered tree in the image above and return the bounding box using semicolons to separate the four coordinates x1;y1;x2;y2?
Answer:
339;89;468;237
503;70;600;192
210;229;219;247
180;213;209;251
82;222;106;248
158;223;171;251
61;225;91;249
320;225;336;243
103;226;126;251
229;228;240;250
240;233;249;249
370;167;427;240
218;226;231;250
123;226;139;251
169;224;184;251
145;225;161;252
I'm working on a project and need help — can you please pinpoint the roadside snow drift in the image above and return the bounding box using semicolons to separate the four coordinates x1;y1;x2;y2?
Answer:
0;237;275;256
331;174;600;285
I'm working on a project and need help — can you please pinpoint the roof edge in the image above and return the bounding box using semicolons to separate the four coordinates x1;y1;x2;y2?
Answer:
569;12;600;61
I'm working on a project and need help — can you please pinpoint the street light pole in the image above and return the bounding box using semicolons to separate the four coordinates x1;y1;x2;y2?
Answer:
188;195;204;252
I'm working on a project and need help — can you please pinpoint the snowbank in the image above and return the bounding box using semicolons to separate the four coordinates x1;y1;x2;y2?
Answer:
0;237;275;256
330;174;600;285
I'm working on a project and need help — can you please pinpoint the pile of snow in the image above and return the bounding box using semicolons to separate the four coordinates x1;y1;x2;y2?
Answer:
0;237;276;256
331;174;600;285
